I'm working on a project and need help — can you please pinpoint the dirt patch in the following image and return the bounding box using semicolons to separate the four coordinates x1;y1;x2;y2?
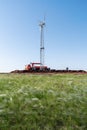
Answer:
10;69;87;75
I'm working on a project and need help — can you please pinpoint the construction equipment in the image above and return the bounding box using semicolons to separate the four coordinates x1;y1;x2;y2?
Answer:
25;20;50;72
25;62;48;71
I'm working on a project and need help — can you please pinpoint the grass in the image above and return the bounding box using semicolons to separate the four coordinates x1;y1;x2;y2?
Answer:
0;73;87;130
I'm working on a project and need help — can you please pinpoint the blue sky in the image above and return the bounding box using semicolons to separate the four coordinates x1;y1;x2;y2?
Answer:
0;0;87;72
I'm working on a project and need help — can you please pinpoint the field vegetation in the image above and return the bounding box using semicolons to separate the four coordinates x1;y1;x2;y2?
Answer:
0;73;87;130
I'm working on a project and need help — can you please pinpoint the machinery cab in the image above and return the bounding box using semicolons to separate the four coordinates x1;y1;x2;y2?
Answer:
25;62;49;71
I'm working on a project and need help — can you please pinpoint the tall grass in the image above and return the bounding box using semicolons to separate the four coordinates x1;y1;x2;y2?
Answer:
0;73;87;130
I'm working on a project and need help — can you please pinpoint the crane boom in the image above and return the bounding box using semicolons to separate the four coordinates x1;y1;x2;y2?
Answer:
39;21;45;66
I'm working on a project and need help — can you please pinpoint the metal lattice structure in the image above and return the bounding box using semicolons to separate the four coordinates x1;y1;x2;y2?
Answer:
39;21;45;66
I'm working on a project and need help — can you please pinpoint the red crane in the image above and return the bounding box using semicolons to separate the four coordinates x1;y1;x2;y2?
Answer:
25;62;48;71
25;20;49;72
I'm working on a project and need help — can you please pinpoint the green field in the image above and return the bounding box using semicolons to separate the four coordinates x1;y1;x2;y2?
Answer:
0;73;87;130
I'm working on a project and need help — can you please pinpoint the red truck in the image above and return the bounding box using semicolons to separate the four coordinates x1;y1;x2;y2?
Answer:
25;62;49;71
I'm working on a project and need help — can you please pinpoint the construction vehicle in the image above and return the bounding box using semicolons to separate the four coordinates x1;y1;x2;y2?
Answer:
25;62;49;71
25;19;50;72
